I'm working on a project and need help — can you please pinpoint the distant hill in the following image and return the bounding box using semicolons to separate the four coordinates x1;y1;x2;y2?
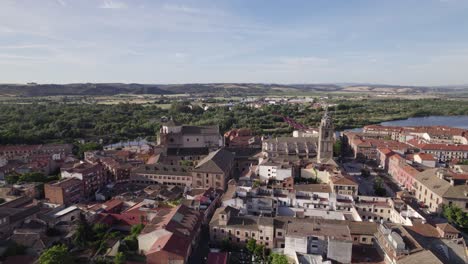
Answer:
0;83;171;96
0;82;465;97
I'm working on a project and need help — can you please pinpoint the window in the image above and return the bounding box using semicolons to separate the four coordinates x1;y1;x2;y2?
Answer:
362;237;367;242
277;232;283;236
354;237;358;241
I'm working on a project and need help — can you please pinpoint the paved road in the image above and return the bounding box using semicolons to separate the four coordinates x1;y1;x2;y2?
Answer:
342;161;395;197
188;225;210;264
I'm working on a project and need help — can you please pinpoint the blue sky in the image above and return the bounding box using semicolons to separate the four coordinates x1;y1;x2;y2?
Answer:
1;0;468;85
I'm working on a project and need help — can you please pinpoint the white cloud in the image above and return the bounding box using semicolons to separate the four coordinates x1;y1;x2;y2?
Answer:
56;0;66;7
175;52;187;58
0;54;49;61
163;4;201;14
99;0;127;9
279;56;330;67
0;44;51;50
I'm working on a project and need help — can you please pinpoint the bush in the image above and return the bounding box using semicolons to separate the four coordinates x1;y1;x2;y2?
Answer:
443;205;468;228
39;244;74;264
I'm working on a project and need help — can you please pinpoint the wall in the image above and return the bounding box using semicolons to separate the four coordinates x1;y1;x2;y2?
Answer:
327;239;352;264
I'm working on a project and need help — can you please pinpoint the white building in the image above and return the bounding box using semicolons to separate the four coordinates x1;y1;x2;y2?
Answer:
258;161;294;181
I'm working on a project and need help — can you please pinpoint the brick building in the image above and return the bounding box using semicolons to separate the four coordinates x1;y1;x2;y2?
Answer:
44;177;84;205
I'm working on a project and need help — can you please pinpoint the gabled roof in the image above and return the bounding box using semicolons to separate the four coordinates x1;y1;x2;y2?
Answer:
414;168;468;198
147;232;191;257
294;184;332;193
397;250;443;264
166;147;209;156
436;223;460;234
331;175;358;186
405;223;440;238
194;148;234;174
348;221;378;236
415;153;436;161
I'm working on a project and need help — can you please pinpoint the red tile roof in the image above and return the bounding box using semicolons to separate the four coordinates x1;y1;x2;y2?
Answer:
436;223;460;234
207;252;229;264
420;144;468;151
147;232;191;257
415;153;436;161
102;199;124;212
332;175;358;186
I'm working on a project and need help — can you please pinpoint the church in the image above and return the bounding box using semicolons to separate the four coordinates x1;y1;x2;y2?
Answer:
261;111;335;163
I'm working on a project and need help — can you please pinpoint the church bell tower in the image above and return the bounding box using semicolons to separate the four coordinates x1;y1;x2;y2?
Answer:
317;110;334;163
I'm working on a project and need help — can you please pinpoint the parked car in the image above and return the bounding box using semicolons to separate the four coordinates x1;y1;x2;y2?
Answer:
418;202;427;208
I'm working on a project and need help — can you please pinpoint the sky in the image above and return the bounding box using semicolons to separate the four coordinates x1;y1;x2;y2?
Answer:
1;0;468;85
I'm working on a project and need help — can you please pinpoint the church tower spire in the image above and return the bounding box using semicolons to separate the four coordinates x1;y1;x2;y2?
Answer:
317;110;334;163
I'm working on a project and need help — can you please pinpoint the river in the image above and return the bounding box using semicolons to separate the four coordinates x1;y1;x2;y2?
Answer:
380;115;468;129
345;115;468;132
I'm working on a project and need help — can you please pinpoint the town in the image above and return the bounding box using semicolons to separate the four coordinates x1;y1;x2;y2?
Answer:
0;109;467;264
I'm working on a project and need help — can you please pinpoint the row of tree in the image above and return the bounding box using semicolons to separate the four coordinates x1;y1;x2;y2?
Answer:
1;98;466;145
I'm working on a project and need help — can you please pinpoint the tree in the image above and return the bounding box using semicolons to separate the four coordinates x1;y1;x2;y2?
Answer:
3;242;27;257
220;238;232;252
93;257;111;264
130;223;145;236
443;205;468;228
5;174;19;184
333;141;342;157
253;244;266;262
246;238;257;253
76;142;102;159
179;160;193;166
124;236;139;251
270;253;289;264
373;177;387;197
73;214;93;248
113;252;126;264
252;180;261;188
39;244;74;264
19;172;48;182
